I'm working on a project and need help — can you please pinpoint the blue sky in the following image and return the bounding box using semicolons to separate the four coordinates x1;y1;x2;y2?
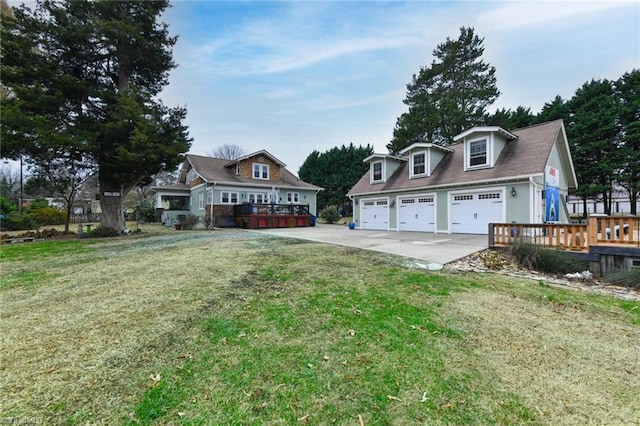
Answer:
5;1;639;177
159;1;639;175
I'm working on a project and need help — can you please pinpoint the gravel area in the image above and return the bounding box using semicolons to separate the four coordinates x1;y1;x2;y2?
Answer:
444;250;640;301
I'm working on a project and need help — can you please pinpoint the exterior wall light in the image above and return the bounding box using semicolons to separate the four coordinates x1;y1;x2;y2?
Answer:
511;187;517;197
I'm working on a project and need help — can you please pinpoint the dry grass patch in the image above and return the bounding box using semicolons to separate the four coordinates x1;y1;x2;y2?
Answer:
1;229;638;424
445;278;640;425
1;230;264;422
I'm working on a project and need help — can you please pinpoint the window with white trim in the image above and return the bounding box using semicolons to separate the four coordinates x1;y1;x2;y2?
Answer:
198;192;204;210
372;161;383;182
287;192;299;203
221;191;239;204
248;193;268;204
412;152;426;176
207;190;213;205
468;139;488;167
253;163;269;180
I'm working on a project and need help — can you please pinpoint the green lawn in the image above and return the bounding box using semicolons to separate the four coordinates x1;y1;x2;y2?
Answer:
1;227;638;424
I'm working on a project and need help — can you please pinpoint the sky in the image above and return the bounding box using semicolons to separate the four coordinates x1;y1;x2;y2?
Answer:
3;1;639;177
158;0;639;175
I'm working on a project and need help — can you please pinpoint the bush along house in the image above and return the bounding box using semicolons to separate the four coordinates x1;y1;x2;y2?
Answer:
152;151;322;229
347;119;577;234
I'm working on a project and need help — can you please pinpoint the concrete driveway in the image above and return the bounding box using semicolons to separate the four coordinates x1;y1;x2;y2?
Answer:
253;224;488;267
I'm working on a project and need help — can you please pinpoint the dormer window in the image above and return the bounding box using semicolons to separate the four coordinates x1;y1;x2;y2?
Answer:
372;161;383;183
411;152;426;177
468;138;488;168
253;163;269;180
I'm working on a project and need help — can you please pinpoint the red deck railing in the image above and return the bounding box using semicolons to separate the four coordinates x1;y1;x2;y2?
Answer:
233;203;313;229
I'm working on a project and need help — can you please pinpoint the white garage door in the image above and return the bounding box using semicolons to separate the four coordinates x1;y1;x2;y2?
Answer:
398;196;435;232
361;199;388;230
451;191;503;234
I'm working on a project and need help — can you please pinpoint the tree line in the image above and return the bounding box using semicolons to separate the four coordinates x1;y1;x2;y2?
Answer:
1;2;636;224
303;27;638;216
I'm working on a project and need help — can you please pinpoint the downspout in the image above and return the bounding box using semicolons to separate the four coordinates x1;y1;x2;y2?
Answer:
209;184;215;229
529;176;538;223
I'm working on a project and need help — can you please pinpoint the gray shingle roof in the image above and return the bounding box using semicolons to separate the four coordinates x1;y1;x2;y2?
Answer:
183;154;322;190
348;119;571;196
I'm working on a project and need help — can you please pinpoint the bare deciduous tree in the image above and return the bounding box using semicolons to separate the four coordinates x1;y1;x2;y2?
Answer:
209;144;247;160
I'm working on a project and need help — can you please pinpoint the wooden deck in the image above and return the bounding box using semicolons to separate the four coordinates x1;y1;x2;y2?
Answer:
489;216;640;252
233;203;313;229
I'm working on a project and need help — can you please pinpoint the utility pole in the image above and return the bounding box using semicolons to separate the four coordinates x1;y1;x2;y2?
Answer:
18;155;23;214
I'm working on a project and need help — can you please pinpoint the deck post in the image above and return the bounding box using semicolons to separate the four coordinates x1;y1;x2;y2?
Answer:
488;223;495;247
587;217;598;246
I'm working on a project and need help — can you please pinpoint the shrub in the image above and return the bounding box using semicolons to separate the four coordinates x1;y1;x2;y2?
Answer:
82;226;120;238
32;206;67;225
320;205;341;224
508;241;587;274
180;214;199;230
134;199;156;223
0;212;38;231
607;270;640;290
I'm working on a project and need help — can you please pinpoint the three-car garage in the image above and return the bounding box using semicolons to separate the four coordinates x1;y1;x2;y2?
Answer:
357;189;504;234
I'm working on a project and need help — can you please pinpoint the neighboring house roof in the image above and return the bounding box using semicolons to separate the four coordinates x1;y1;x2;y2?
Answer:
348;119;575;196
176;153;322;191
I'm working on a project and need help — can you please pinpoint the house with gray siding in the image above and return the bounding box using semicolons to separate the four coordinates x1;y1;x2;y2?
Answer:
152;151;322;228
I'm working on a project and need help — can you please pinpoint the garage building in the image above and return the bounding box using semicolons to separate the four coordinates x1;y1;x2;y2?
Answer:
347;119;577;235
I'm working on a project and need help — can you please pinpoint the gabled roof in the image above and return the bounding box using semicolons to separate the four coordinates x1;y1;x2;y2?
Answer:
399;142;453;155
348;119;575;196
453;126;518;141
362;153;405;163
178;154;321;190
224;149;286;168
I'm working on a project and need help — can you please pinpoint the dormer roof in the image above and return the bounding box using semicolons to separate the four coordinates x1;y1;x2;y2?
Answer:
453;126;517;142
362;153;405;163
348;119;574;196
399;143;453;155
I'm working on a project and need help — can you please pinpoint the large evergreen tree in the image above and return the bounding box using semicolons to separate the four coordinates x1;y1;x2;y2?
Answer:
567;79;620;216
1;0;191;231
536;95;570;124
616;69;640;215
486;106;536;129
299;143;374;212
388;27;499;154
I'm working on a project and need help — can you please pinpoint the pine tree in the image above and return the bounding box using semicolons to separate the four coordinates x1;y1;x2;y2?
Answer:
1;0;191;232
567;79;619;216
616;70;640;215
389;27;499;153
299;144;374;212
